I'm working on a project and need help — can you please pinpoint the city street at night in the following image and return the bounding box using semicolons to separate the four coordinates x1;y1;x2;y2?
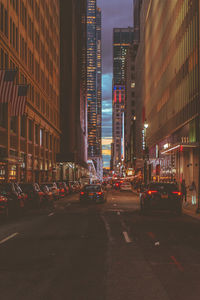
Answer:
0;190;200;299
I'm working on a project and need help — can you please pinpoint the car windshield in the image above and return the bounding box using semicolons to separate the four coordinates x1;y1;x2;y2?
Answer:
83;185;101;192
149;183;178;191
0;184;14;193
20;184;33;192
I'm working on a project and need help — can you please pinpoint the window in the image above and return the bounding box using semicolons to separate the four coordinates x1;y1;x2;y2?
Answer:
40;129;43;146
35;124;39;144
10;116;17;133
0;104;7;128
20;116;26;137
28;119;33;141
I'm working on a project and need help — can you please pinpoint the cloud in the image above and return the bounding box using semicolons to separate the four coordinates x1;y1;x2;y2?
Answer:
102;149;111;156
102;138;112;146
102;73;112;99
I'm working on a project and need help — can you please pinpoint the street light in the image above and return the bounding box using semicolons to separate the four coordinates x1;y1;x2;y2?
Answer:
143;120;149;186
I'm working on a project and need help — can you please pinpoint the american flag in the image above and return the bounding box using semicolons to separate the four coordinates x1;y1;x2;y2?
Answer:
10;85;28;116
0;70;17;103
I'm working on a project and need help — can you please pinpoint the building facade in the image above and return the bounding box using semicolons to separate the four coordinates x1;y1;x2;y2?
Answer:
96;7;102;158
0;0;60;183
111;27;134;172
58;0;88;183
86;1;102;180
141;0;200;206
124;43;138;173
87;0;98;158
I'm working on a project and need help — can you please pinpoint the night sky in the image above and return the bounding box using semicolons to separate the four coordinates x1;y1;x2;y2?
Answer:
97;0;133;168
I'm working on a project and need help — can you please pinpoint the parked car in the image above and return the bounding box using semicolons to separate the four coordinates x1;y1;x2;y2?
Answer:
0;183;26;215
120;182;133;191
140;182;182;215
56;182;69;197
20;183;45;209
80;184;106;204
113;181;121;190
44;183;60;200
40;184;54;207
0;192;9;217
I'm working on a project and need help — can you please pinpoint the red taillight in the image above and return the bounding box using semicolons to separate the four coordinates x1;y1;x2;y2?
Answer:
116;183;119;186
147;190;158;195
172;191;182;196
80;192;84;195
60;189;64;192
97;192;102;195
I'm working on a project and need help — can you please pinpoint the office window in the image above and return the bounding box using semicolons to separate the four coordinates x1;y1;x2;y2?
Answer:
20;116;26;137
28;119;33;141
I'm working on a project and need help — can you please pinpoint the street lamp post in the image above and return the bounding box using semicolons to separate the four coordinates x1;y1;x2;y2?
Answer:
143;121;148;186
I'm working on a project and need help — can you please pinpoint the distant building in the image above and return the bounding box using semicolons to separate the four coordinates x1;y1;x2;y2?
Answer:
87;1;102;180
0;0;60;183
112;27;134;171
58;0;88;182
124;43;138;171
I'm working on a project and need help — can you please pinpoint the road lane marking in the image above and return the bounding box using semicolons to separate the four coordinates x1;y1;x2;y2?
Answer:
117;211;120;215
123;231;132;243
113;204;117;206
0;232;19;245
170;255;184;272
101;215;114;243
48;212;54;217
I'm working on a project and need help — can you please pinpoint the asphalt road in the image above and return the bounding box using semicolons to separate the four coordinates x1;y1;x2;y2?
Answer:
0;189;200;299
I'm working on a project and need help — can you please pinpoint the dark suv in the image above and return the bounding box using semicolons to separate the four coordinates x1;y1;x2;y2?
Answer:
140;182;182;215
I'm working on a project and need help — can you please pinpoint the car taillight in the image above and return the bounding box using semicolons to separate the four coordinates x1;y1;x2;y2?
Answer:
60;189;64;192
172;191;182;196
147;190;158;195
97;192;102;195
80;192;84;195
116;183;119;186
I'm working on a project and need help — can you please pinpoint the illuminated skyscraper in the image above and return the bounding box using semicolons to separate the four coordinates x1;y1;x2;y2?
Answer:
96;7;102;157
87;1;102;180
111;27;134;171
87;0;98;158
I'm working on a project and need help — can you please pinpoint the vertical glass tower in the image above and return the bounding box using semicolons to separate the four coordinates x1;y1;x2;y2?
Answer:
96;7;102;157
112;27;134;170
87;0;98;158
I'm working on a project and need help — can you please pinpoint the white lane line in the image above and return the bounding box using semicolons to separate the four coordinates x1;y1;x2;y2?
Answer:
48;212;54;217
117;211;120;215
0;232;19;245
101;215;114;243
113;204;117;207
123;231;132;243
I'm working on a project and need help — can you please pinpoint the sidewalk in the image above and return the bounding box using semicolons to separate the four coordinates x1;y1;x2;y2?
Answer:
182;193;200;221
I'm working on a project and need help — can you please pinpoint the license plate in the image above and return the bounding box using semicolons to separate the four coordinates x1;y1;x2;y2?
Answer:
161;194;168;199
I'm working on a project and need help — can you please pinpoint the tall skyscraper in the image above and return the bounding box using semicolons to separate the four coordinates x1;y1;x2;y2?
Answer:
111;27;134;171
58;0;88;182
86;1;102;180
96;7;102;157
87;0;98;158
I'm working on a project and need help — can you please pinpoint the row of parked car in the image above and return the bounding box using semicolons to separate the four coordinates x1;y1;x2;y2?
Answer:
0;181;81;218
